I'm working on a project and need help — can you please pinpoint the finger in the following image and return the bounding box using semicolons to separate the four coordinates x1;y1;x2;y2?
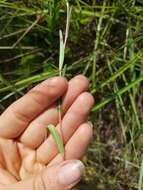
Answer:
49;122;93;166
37;92;94;164
19;75;89;149
3;160;84;190
62;75;89;112
19;105;58;149
0;77;68;138
65;122;93;159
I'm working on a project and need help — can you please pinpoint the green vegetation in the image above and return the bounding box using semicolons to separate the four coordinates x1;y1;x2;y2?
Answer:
0;0;143;189
47;124;65;155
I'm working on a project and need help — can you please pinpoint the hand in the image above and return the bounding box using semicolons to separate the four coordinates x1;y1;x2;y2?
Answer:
0;75;94;190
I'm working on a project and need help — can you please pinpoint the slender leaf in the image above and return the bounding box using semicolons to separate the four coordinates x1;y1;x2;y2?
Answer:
59;30;65;76
138;158;143;190
47;124;64;155
92;74;143;112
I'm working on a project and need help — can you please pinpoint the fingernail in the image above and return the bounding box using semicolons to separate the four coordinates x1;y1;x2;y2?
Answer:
88;121;93;128
58;160;84;188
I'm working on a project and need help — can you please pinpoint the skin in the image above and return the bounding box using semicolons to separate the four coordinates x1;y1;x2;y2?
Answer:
0;75;94;190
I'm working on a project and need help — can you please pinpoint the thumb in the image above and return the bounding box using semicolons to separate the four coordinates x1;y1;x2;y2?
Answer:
3;160;85;190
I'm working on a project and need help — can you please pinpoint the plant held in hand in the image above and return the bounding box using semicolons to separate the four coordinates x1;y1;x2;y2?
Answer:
47;0;72;158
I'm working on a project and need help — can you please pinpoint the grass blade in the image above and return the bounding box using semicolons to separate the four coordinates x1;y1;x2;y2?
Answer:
47;124;64;155
92;74;143;112
138;159;143;190
59;30;65;76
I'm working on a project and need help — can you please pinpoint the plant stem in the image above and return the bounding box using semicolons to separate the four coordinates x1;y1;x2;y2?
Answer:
58;1;72;159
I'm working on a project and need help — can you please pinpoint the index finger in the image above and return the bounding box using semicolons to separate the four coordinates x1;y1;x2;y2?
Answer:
0;77;68;138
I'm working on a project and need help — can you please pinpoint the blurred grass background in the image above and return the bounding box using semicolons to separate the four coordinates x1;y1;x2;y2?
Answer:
0;0;143;189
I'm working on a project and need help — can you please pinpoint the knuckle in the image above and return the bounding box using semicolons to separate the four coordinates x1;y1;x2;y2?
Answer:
8;104;29;124
27;90;48;106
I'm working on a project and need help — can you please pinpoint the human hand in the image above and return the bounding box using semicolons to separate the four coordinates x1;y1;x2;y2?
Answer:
0;75;94;190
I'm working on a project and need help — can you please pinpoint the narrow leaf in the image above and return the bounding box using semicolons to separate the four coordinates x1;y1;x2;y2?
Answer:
47;124;64;155
92;74;143;112
59;30;65;76
62;64;67;77
138;158;143;190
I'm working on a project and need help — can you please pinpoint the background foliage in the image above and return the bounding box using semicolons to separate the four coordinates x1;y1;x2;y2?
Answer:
0;0;143;189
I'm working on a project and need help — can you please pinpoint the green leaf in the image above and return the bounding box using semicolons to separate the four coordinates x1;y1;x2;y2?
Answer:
62;64;67;77
47;124;64;155
59;30;65;76
138;159;143;190
92;74;143;112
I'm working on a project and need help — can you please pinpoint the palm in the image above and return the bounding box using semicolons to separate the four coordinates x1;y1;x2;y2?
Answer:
0;137;45;183
0;76;94;188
